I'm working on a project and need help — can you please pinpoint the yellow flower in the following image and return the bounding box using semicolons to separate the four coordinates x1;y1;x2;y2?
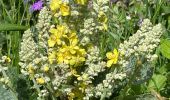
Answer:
48;28;61;47
68;32;79;46
48;51;56;64
5;56;11;63
103;23;108;30
28;65;34;74
98;11;108;23
48;34;61;47
98;11;108;30
71;68;80;77
106;49;119;67
57;49;70;64
56;44;86;66
68;92;75;100
60;3;70;16
48;25;67;47
43;66;49;72
75;0;87;5
50;0;62;11
57;24;69;34
69;56;85;66
36;78;45;84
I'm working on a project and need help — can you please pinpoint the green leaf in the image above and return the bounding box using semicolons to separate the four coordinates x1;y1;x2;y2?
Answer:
0;24;28;31
131;84;146;95
0;32;6;48
148;74;167;91
158;64;168;75
160;39;170;59
0;83;18;100
162;6;170;15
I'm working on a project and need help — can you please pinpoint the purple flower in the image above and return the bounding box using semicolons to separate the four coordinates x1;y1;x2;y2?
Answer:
30;0;43;12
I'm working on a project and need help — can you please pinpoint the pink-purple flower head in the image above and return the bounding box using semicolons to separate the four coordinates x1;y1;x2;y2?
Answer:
30;0;43;12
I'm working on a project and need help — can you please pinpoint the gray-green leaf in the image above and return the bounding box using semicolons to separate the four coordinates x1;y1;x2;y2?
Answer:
0;83;18;100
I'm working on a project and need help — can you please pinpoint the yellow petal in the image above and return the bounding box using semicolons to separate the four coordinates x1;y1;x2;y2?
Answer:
49;28;58;34
36;78;45;85
48;39;56;47
107;60;113;67
71;69;80;77
60;3;70;16
48;51;56;64
56;39;62;45
69;59;76;65
106;52;114;59
103;23;108;30
64;59;69;64
98;11;107;23
79;57;85;62
71;38;78;46
113;49;119;56
50;0;61;11
112;57;118;64
70;49;76;54
43;66;49;72
57;56;64;64
79;49;86;55
60;48;66;52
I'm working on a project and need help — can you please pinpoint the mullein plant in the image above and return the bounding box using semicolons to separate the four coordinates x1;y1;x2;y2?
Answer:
19;0;164;100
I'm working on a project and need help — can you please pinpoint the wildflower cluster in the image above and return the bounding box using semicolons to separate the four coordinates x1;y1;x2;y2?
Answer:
48;25;86;66
18;0;164;100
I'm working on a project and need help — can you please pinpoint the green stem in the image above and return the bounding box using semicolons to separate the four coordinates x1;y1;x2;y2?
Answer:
32;78;45;100
100;89;106;100
152;0;163;24
0;24;28;31
46;83;56;100
0;0;13;22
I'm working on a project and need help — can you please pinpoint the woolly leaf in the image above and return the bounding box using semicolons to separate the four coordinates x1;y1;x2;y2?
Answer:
132;62;154;85
126;56;154;85
6;67;19;89
0;83;18;100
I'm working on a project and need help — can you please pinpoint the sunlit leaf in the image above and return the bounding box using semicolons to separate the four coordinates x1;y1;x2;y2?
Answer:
160;39;170;59
148;74;167;91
